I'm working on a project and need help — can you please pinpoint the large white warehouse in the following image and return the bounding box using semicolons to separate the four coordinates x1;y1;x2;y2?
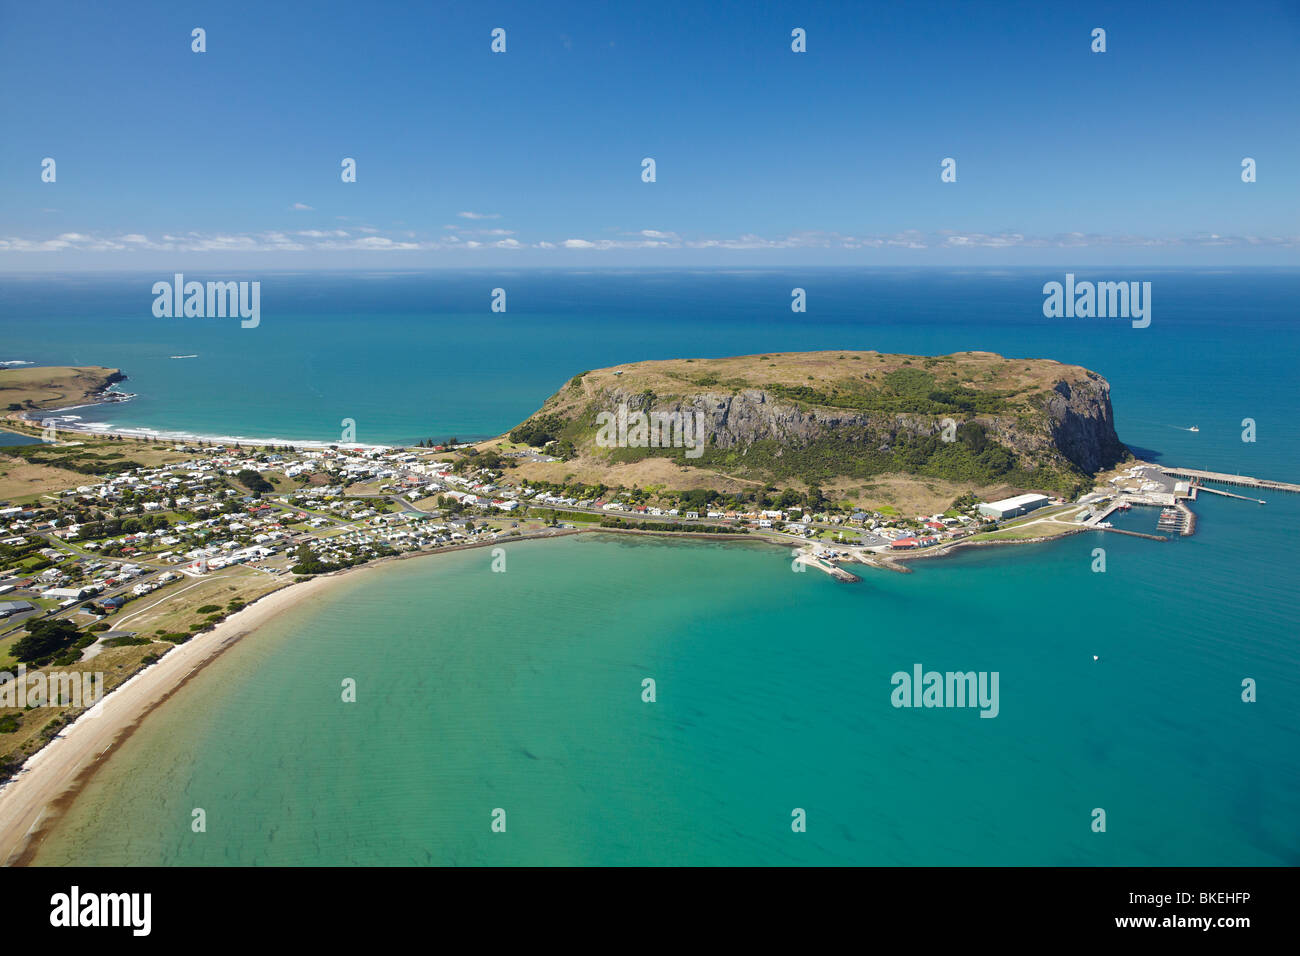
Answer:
978;493;1051;520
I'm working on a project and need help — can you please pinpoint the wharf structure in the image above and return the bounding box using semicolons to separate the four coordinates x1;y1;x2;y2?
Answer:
1087;463;1286;539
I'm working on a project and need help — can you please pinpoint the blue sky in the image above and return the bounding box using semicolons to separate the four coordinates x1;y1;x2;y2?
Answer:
1;0;1297;268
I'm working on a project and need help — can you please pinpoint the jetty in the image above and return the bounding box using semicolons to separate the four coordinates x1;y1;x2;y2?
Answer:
1089;463;1294;540
1185;483;1265;505
1083;500;1129;526
1098;527;1169;541
1159;467;1299;496
795;550;862;582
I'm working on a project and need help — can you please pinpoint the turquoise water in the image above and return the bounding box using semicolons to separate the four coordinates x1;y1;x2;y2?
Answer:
7;268;1298;865
2;269;1297;482
32;517;1300;865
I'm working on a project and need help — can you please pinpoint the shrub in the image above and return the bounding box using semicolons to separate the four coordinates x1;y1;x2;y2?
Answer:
103;635;151;647
509;413;566;447
11;619;82;665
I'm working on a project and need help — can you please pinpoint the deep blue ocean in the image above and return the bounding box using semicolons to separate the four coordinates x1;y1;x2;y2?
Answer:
5;269;1299;865
1;269;1296;481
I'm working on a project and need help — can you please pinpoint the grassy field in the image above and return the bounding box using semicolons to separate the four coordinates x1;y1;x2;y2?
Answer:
530;508;603;524
0;573;262;668
0;365;122;413
0;629;30;668
969;511;1085;541
313;525;359;538
0;433;198;503
407;494;445;511
536;351;1086;412
105;567;285;638
0;642;166;769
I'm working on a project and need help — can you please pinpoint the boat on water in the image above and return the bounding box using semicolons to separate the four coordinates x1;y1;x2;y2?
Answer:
1188;425;1199;432
170;354;198;359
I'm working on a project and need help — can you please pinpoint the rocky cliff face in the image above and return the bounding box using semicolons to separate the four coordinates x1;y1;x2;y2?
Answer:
1041;374;1128;473
586;374;1127;476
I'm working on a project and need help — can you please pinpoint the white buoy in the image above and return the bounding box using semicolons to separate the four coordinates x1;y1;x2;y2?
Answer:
1092;655;1099;661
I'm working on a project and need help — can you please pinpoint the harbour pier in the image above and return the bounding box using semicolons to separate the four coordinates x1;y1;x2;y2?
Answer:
1098;527;1169;541
795;550;862;582
1185;483;1266;505
1092;464;1297;539
1160;467;1299;497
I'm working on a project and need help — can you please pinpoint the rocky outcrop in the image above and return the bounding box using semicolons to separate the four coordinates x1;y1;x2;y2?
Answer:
587;376;1127;476
516;351;1131;486
1042;374;1128;474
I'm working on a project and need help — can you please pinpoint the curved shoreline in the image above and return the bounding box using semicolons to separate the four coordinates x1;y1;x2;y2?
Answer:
0;519;1079;866
882;525;1090;565
16;400;396;452
0;530;585;866
0;576;327;866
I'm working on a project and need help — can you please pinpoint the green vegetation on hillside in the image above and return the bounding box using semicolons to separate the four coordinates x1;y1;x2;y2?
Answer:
767;368;1023;416
606;422;1086;496
509;413;566;447
505;351;1116;499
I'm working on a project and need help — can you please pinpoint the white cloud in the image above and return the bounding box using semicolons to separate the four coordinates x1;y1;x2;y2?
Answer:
317;235;421;251
0;229;438;254
290;202;313;211
457;211;501;220
1;227;1295;259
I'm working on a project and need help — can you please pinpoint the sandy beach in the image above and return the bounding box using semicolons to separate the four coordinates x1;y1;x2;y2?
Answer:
0;528;591;865
0;522;961;865
0;573;349;866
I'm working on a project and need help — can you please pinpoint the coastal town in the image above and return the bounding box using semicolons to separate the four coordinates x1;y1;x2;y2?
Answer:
1;374;1290;781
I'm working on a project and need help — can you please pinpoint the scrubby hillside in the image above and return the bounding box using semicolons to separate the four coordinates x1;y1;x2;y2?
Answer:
506;350;1129;500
